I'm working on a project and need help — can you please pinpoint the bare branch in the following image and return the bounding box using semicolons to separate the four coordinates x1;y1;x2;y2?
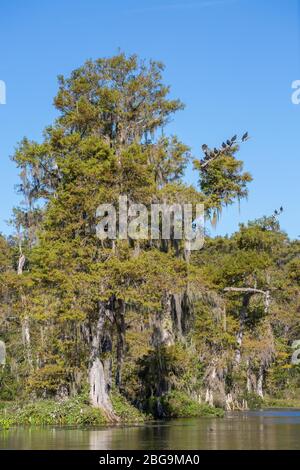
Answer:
223;287;268;295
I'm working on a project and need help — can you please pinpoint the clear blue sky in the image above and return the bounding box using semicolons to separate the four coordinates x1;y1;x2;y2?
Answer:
0;0;299;238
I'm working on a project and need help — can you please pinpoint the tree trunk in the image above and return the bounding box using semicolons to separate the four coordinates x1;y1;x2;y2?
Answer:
89;358;114;412
151;292;175;347
256;365;264;398
205;388;214;406
21;315;32;368
88;302;118;422
113;297;126;389
235;294;250;364
18;253;33;370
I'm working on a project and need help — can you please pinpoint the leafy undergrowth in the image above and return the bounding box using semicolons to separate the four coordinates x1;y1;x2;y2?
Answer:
0;417;12;430
0;395;107;427
0;391;224;429
241;392;264;409
263;397;300;408
0;392;148;429
111;391;148;422
149;391;224;418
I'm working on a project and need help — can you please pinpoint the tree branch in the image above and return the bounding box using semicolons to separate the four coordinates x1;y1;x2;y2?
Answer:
224;287;269;296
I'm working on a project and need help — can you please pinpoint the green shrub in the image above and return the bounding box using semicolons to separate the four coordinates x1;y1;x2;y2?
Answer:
0;395;106;427
149;391;224;418
0;417;12;430
242;392;264;409
111;391;148;422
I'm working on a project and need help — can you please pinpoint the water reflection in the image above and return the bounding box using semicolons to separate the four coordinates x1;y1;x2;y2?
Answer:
1;409;300;450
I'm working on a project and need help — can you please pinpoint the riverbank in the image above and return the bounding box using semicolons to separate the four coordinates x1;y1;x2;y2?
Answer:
1;409;300;450
2;392;300;430
0;393;143;429
0;391;223;429
263;397;300;408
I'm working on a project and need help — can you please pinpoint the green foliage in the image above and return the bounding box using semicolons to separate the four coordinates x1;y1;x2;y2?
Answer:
0;391;149;426
241;392;264;409
0;365;21;401
263;397;300;408
1;52;299;424
26;364;68;396
0;417;12;430
110;391;148;422
0;395;106;426
54;53;184;144
149;391;224;418
194;146;252;218
286;258;300;284
137;344;200;400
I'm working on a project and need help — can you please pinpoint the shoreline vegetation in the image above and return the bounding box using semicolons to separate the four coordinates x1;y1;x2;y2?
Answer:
1;395;300;430
0;391;223;429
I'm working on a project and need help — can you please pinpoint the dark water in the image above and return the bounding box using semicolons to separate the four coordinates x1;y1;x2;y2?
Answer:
1;409;300;450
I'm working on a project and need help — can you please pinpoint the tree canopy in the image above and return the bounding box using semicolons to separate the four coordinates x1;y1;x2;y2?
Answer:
0;53;299;420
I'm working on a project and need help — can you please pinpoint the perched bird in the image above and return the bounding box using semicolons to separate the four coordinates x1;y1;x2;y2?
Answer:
231;135;237;142
242;132;248;142
280;206;283;212
202;144;208;152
